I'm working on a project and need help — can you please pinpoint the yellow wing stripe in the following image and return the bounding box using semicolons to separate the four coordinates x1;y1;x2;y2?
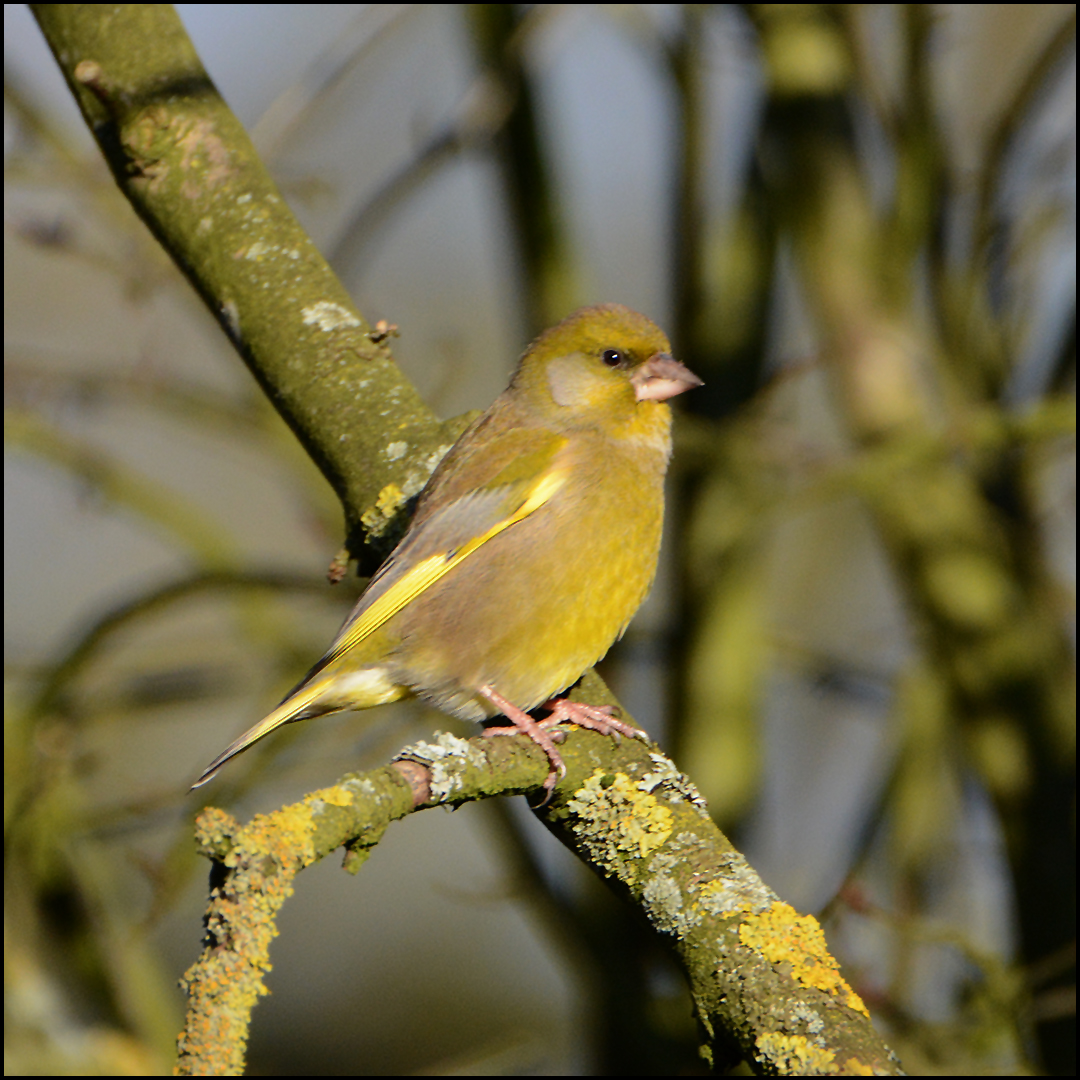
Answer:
326;467;567;663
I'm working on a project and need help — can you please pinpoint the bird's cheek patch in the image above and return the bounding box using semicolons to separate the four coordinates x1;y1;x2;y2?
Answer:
546;353;597;407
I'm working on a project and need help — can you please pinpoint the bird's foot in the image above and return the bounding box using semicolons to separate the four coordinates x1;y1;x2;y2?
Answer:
478;684;565;806
538;697;647;743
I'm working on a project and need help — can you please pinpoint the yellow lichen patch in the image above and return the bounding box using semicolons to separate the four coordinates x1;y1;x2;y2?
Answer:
180;801;324;1072
842;1057;876;1075
193;806;240;859
739;902;869;1017
361;482;407;532
756;1031;837;1075
305;783;356;809
243;802;319;874
567;769;674;868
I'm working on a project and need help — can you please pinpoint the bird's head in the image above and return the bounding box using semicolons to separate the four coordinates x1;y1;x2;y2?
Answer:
511;304;702;439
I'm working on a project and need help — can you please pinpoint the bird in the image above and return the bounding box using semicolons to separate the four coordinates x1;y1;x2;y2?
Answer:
193;303;701;798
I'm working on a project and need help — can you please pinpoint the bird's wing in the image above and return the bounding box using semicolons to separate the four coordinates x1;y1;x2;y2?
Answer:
323;423;569;665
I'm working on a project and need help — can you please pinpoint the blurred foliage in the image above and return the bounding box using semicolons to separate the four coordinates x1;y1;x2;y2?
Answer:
5;4;1075;1075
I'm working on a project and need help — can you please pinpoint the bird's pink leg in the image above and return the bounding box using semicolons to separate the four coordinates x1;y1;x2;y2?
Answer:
478;684;566;803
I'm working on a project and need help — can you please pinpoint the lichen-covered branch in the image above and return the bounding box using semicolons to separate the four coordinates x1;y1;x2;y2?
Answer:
176;706;901;1076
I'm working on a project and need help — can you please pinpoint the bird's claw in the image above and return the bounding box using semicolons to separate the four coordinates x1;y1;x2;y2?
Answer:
539;698;647;742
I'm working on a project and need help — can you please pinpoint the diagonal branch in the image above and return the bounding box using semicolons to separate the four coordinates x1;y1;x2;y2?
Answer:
176;692;899;1076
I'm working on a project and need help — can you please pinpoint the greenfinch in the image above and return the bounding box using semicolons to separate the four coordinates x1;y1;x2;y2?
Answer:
194;303;701;796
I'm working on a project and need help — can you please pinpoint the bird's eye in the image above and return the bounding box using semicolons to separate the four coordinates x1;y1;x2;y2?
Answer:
601;349;623;367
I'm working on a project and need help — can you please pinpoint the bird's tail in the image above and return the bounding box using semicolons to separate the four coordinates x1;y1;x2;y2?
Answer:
189;678;333;789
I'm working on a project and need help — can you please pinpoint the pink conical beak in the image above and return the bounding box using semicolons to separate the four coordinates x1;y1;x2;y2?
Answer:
631;353;704;402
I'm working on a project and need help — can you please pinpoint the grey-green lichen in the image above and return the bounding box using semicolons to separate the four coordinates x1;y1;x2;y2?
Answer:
641;869;688;934
301;300;362;332
789;1001;826;1036
639;753;710;811
690;850;779;919
339;775;379;799
394;731;487;802
566;769;674;876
